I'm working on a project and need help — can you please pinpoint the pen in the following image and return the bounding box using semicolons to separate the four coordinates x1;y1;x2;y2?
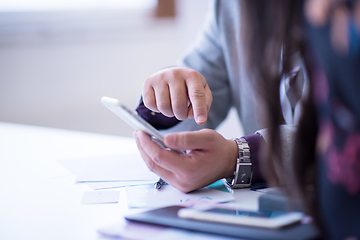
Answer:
154;178;166;189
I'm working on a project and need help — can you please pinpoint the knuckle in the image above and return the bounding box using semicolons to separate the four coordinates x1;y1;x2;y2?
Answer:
176;132;189;147
169;68;180;79
152;151;164;165
145;160;156;173
144;76;153;85
169;67;190;82
145;71;169;87
189;89;206;100
186;69;201;80
143;97;157;110
199;129;216;143
143;77;151;88
157;72;168;82
144;76;160;88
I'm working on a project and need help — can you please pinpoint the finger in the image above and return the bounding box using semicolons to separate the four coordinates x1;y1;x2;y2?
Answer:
134;131;176;179
135;130;186;172
169;80;188;120
164;129;216;150
137;145;175;183
138;151;176;185
187;85;212;119
135;131;197;193
204;84;213;111
187;104;194;119
154;85;174;117
185;74;208;124
142;85;159;112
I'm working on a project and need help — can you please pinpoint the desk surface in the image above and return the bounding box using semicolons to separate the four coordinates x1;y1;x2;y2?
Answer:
0;122;262;240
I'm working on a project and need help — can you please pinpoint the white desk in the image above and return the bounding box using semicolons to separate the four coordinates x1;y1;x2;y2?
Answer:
0;122;262;240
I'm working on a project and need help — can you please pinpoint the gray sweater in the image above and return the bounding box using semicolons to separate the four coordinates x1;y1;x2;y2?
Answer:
160;0;305;167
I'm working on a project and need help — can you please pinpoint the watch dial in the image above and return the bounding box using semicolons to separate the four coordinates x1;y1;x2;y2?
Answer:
236;165;252;184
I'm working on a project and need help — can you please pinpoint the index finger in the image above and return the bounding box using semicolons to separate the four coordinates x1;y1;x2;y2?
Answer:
185;74;208;124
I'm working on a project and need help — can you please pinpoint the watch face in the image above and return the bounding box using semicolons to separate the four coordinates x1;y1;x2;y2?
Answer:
236;165;252;184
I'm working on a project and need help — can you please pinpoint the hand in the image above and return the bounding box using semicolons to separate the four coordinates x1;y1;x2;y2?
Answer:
134;129;238;193
142;67;213;124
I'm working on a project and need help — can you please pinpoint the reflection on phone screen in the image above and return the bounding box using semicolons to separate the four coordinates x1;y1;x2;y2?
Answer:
205;208;285;219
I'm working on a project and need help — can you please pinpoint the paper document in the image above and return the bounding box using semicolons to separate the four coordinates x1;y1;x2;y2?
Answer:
86;180;154;190
81;190;120;204
98;220;238;240
58;154;158;182
126;182;234;208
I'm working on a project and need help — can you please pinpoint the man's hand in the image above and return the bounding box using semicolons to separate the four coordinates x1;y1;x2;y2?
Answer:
134;129;238;193
142;67;212;125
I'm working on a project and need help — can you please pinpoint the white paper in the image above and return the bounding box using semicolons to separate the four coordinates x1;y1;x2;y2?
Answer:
86;180;154;190
126;184;234;208
81;190;120;204
58;154;158;182
98;220;238;240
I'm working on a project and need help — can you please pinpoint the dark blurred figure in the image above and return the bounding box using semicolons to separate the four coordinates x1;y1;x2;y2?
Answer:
242;0;360;238
305;0;360;239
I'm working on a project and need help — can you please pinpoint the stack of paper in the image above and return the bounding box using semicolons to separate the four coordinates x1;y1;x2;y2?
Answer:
58;153;158;190
58;152;235;209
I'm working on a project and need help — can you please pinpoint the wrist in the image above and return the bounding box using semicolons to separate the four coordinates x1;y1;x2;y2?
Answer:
224;139;239;178
225;137;253;188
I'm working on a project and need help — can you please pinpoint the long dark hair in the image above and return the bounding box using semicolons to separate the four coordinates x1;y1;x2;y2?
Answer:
240;0;322;231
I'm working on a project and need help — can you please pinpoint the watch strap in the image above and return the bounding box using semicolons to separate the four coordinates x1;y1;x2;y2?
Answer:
226;137;253;188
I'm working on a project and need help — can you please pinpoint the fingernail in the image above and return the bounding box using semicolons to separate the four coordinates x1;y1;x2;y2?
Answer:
196;115;206;124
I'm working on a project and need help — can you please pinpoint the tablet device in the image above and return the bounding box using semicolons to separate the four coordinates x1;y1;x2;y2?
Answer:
125;205;319;240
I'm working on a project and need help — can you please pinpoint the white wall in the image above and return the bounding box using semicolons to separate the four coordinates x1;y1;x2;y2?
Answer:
0;0;243;138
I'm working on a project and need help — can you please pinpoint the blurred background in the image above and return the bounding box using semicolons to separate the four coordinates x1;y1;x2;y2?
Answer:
0;0;242;138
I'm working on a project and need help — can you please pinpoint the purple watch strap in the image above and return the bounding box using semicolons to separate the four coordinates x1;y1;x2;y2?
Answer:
242;133;266;184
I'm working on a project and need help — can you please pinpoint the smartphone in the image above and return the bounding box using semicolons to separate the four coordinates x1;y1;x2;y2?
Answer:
178;205;304;229
101;96;173;150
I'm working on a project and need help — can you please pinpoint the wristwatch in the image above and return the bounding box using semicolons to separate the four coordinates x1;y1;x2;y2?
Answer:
225;138;253;188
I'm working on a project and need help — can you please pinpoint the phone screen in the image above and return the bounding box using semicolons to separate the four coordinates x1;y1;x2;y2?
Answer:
205;208;285;219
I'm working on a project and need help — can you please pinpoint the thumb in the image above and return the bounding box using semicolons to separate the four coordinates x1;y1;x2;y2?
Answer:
164;129;215;150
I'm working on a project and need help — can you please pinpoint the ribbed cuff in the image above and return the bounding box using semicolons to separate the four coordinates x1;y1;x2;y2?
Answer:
242;133;266;184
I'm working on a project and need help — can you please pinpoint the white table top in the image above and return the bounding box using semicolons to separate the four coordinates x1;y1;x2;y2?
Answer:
0;122;262;240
